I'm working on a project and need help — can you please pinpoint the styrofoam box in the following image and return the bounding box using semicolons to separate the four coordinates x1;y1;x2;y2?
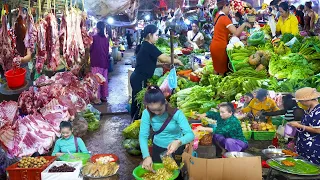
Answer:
41;161;83;180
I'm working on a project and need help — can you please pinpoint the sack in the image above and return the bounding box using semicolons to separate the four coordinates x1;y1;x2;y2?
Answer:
72;116;88;137
122;120;140;139
199;134;213;146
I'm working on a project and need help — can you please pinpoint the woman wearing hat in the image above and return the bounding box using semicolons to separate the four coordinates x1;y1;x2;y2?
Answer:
210;0;251;76
130;24;183;120
242;89;280;124
290;87;320;165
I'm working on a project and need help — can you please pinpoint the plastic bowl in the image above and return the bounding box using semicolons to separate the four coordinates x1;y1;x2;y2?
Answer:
91;154;119;163
5;68;26;89
132;163;180;180
59;153;91;165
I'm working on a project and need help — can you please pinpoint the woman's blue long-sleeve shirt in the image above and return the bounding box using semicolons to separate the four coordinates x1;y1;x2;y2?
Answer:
139;109;194;159
52;135;89;156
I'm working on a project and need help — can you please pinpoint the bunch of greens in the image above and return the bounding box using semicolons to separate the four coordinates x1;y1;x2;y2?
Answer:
122;120;140;139
269;53;314;79
281;33;294;43
148;75;160;85
82;111;100;131
135;88;147;116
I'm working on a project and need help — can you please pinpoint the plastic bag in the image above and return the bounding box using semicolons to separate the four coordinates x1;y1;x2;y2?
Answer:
122;120;140;139
122;139;140;149
72;116;88;137
160;151;179;171
248;31;265;46
284;37;298;47
199;134;212;146
86;104;101;120
160;76;172;97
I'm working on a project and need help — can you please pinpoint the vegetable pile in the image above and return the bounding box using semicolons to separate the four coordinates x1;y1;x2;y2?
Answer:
82;110;100;132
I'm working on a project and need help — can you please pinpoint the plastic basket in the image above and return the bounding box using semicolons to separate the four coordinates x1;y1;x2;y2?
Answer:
243;131;252;140
132;163;180;180
59;153;90;165
91;154;118;163
253;131;276;140
6;156;56;180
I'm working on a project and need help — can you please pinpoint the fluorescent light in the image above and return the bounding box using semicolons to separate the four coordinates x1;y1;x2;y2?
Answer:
145;15;150;21
107;17;114;24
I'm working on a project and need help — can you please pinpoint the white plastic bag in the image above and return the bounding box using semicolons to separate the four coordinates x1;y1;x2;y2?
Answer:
268;15;276;37
284;37;298;47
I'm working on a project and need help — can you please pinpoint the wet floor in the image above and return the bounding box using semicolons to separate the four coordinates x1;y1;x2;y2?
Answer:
83;50;141;180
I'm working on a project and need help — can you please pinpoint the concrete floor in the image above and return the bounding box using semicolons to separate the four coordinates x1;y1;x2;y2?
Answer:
82;50;141;180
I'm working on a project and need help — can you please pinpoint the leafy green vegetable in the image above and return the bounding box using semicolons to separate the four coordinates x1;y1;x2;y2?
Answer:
88;119;100;131
268;158;320;175
122;120;140;139
281;33;294;43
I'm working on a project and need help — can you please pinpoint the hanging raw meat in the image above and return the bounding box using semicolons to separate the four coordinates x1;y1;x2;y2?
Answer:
35;19;47;73
81;12;92;49
0;15;14;71
45;13;60;71
24;13;37;54
14;8;27;57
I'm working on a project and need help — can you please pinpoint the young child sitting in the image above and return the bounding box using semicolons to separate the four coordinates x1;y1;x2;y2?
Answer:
197;102;248;156
52;121;89;157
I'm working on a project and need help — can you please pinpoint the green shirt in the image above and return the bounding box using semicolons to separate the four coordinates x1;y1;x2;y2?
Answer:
206;111;247;143
52;135;89;156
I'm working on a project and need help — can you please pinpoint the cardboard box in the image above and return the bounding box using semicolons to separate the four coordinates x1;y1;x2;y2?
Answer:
182;144;262;180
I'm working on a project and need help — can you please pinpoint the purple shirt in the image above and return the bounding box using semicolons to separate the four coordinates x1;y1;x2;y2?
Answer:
90;34;109;69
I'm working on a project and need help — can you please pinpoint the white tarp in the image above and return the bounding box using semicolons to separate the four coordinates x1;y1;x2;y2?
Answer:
84;0;138;19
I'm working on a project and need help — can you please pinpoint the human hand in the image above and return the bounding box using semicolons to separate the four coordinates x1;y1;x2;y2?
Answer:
142;156;154;172
175;59;184;66
167;140;182;155
55;153;64;157
289;121;302;128
196;113;207;120
244;22;252;28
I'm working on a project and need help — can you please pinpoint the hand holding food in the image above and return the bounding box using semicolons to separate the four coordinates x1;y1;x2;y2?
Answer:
167;140;181;155
142;156;154;172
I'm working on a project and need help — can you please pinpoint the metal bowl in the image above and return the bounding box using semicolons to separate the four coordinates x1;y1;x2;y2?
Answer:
262;145;285;159
223;152;254;158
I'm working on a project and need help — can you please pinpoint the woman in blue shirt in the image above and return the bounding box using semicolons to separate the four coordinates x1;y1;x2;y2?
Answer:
52;121;89;157
139;86;194;172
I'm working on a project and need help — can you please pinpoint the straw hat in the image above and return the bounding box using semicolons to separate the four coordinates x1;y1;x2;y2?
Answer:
294;87;320;101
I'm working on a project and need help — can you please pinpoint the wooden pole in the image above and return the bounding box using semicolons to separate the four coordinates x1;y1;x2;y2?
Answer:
170;29;174;66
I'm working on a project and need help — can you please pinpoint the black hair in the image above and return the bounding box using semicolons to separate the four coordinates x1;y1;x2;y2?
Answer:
219;102;236;114
217;0;229;10
282;94;298;110
97;21;106;37
142;24;158;39
235;12;242;18
60;121;72;130
144;85;176;120
299;5;305;11
245;92;254;99
279;2;289;12
268;7;273;13
289;5;296;11
305;1;312;9
144;85;166;105
256;89;268;102
192;20;199;26
270;0;280;6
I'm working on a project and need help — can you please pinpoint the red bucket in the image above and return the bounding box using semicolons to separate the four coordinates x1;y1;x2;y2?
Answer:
5;68;26;89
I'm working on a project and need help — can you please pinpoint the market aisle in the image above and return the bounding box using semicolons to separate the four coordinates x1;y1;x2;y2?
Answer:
82;115;141;179
94;49;134;114
84;49;141;179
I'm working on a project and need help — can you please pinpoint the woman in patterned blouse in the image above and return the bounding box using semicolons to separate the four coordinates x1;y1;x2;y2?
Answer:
290;87;320;165
197;102;248;156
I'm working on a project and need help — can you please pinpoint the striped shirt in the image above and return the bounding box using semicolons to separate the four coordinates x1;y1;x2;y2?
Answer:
284;106;297;121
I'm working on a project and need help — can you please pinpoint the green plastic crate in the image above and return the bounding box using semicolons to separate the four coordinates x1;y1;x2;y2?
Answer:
243;131;252;140
253;131;276;140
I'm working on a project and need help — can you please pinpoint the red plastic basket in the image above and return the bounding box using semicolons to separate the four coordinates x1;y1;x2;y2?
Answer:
6;156;56;180
5;68;26;89
90;154;119;163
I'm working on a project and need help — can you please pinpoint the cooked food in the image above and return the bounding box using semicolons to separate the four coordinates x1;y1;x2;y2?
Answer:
282;150;298;157
281;160;296;167
96;156;115;164
162;156;179;171
82;162;119;177
142;168;173;180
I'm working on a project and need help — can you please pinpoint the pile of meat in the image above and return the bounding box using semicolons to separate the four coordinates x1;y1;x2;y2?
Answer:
0;72;105;157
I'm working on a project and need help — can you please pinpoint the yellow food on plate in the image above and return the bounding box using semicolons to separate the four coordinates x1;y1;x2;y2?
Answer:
281;160;296;167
